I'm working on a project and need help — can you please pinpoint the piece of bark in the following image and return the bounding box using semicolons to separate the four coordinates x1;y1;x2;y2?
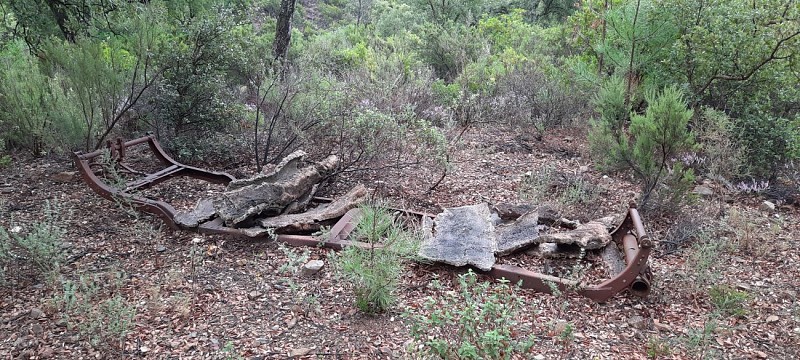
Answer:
213;152;339;227
534;221;612;250
259;184;369;233
600;243;626;276
495;211;540;255
175;199;216;228
537;205;580;229
493;203;537;221
419;203;496;271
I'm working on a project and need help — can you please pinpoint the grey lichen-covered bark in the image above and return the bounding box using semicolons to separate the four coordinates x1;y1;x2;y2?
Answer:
535;221;612;250
213;151;339;227
260;184;369;233
175;198;217;228
419;203;497;271
495;210;540;255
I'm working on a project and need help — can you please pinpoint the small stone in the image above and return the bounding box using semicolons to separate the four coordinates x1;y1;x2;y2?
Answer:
247;291;262;300
300;260;324;277
52;171;76;183
29;308;44;319
578;165;589;173
628;315;647;330
534;355;546;360
290;347;312;357
552;320;569;334
156;244;166;253
760;200;776;212
286;317;297;329
766;315;779;323
140;346;150;353
30;323;43;335
692;185;714;197
10;226;22;233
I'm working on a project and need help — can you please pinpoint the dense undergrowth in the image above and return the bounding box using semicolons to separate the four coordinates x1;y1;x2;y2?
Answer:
0;0;797;208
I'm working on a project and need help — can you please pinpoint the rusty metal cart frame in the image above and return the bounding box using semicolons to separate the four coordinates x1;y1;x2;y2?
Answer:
73;135;652;302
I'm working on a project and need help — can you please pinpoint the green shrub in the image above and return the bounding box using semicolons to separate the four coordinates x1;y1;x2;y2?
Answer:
0;201;66;280
0;139;11;168
406;270;536;359
692;107;746;180
734;114;800;179
0;41;86;155
332;203;419;314
708;284;751;318
589;80;695;211
56;271;136;349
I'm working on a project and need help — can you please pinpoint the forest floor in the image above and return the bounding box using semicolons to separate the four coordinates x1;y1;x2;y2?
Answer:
1;126;799;359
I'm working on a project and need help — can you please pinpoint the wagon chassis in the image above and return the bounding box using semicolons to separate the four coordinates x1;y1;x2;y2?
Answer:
74;135;653;302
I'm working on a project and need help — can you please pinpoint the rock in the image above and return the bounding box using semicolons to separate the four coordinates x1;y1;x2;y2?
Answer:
52;171;76;183
175;199;217;228
693;185;714;197
213;151;339;227
495;211;539;255
760;200;776;212
419;203;496;271
29;308;44;319
30;323;43;335
286;317;297;329
535;221;612;250
290;347;312;357
260;185;369;233
628;315;647;330
247;291;262;300
140;346;151;353
766;315;779;323
156;244;166;253
300;260;324;277
578;165;590;173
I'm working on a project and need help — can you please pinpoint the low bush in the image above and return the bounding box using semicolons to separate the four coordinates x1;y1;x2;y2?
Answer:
332;203;419;314
0;201;66;282
708;284;750;318
589;79;696;213
406;270;536;359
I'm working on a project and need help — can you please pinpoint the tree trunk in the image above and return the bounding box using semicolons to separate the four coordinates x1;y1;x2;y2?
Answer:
273;0;297;67
44;0;77;43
